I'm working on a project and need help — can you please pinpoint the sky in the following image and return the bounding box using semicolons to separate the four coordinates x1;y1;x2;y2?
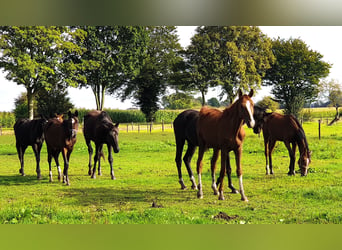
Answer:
1;26;342;112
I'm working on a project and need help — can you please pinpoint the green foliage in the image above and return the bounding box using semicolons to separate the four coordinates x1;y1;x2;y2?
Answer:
264;38;331;118
77;108;182;124
207;97;220;107
36;86;74;118
256;96;279;112
119;26;183;122
161;92;201;109
0;112;15;127
66;26;149;111
0;26;70;119
182;26;275;104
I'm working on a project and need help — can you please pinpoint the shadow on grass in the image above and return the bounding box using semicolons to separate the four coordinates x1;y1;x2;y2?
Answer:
63;186;172;207
0;175;46;186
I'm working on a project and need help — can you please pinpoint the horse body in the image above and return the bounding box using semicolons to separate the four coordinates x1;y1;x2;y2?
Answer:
13;117;47;179
44;111;79;185
197;90;255;201
254;111;311;176
83;110;119;180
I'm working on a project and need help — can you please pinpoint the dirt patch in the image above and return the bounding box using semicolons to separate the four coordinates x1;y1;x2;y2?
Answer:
213;212;238;221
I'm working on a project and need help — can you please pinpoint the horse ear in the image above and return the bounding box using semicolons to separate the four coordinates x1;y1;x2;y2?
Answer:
248;89;254;98
75;110;78;117
238;89;243;98
115;123;119;128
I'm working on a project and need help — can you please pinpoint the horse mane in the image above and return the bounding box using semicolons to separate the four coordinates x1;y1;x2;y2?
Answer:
290;115;310;152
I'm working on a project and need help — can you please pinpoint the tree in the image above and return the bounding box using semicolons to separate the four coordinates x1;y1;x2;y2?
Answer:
0;26;72;119
207;97;220;107
36;85;74;118
119;26;182;122
182;26;275;104
264;38;331;117
161;92;201;109
256;96;279;112
65;26;149;111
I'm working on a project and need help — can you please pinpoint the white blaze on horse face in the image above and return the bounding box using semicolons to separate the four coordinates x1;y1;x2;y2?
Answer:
246;100;255;128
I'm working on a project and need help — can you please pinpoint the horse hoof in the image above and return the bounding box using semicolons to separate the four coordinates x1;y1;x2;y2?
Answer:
197;191;203;199
191;185;197;190
111;176;116;180
231;189;239;194
218;195;225;200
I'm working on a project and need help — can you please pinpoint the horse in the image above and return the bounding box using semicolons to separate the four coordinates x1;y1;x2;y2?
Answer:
173;109;220;191
252;111;311;176
197;89;255;201
13;116;48;179
44;110;79;185
83;110;119;180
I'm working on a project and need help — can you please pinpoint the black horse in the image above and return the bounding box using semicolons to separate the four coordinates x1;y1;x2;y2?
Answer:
173;109;221;192
83;110;120;180
13;116;47;179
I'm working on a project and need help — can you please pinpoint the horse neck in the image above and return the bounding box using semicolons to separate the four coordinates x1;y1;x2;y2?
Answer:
296;130;309;157
222;101;244;136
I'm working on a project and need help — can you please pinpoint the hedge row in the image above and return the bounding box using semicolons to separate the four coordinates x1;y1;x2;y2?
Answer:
77;108;182;124
0;112;16;128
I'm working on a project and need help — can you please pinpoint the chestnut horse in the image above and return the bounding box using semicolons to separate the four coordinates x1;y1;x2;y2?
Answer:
253;110;311;176
197;89;255;201
83;110;120;180
13;116;47;179
173;109;220;191
44;111;79;185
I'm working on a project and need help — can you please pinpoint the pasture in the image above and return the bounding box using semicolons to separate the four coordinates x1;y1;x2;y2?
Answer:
0;121;342;224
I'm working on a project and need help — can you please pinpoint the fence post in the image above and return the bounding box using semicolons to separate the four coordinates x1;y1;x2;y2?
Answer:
162;120;164;132
0;125;2;136
318;119;321;140
131;122;133;131
138;124;140;133
127;124;129;133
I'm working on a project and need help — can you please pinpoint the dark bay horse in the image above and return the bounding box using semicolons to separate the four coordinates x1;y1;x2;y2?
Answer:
197;89;255;201
173;109;220;191
253;110;311;176
13;117;47;179
44;111;79;185
83;110;119;180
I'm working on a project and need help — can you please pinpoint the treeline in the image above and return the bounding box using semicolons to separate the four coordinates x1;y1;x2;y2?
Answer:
0;109;182;128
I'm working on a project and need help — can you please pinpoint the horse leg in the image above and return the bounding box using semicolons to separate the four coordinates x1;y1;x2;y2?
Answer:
86;139;93;176
91;144;102;179
225;152;238;194
264;139;270;175
16;143;27;176
196;146;205;199
175;137;187;189
211;148;219;195
47;149;53;182
235;147;248;202
62;148;70;185
33;143;42;180
218;150;227;200
108;144;116;180
268;140;276;175
53;151;62;181
183;143;197;190
285;142;296;176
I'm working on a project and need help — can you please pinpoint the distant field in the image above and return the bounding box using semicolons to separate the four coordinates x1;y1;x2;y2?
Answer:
0;121;342;224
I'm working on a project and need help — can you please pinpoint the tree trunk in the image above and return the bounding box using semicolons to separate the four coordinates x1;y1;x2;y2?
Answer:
92;86;101;110
201;91;206;106
100;85;105;111
328;105;340;126
27;88;34;119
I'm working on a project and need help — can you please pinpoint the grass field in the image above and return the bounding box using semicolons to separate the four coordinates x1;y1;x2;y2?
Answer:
0;121;342;224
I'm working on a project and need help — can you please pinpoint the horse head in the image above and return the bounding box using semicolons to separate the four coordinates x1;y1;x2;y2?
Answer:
298;150;312;176
65;110;79;140
107;122;120;153
237;89;255;128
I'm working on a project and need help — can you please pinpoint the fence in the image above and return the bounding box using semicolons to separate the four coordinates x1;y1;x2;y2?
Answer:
120;121;173;133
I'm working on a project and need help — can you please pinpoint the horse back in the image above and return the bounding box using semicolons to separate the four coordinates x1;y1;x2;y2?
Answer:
173;109;199;146
198;107;224;148
14;118;45;146
263;113;300;141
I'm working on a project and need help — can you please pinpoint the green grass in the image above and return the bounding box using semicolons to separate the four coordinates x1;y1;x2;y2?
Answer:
1;122;342;224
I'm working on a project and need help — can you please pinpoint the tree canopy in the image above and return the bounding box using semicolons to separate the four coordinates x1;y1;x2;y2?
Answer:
264;38;331;117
